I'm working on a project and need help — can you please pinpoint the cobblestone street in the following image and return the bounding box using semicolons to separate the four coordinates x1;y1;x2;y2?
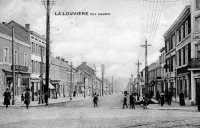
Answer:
0;94;200;128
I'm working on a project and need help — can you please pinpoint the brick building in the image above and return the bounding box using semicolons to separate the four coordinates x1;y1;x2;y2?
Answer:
0;22;31;99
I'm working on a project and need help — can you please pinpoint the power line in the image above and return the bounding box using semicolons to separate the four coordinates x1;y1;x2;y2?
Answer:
150;0;165;43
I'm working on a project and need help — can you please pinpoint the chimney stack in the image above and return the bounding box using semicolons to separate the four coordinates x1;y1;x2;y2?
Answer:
25;24;30;30
2;22;7;25
61;58;65;62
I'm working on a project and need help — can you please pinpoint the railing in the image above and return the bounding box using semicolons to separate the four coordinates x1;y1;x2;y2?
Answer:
188;58;200;68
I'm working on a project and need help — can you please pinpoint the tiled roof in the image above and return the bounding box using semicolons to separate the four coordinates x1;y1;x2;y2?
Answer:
0;23;26;42
6;20;30;43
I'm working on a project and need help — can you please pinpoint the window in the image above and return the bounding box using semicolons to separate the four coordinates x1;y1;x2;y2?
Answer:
32;60;34;73
172;35;175;48
35;61;38;73
181;25;184;40
185;21;188;36
179;50;181;66
24;53;28;66
183;47;186;65
3;47;9;63
14;50;18;65
36;44;38;54
176;30;179;43
32;42;34;53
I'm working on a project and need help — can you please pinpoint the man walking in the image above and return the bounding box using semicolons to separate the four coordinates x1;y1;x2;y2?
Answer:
93;93;98;108
123;95;128;109
3;88;11;109
24;88;30;109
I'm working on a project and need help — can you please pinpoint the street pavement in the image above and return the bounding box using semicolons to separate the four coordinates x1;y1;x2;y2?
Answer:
0;94;200;128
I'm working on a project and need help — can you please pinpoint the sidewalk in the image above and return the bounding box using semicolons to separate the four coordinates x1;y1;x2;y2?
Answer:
0;96;91;108
148;102;198;111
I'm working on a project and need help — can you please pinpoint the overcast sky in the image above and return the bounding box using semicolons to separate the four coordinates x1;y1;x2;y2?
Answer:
0;0;190;83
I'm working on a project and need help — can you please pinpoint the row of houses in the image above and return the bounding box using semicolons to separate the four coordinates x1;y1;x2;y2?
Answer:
136;1;200;105
0;20;110;102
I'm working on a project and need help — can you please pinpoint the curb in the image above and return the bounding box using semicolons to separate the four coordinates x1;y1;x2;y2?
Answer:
0;97;91;108
148;107;198;112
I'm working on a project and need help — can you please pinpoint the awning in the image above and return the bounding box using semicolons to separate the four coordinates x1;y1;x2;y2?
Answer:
49;82;55;89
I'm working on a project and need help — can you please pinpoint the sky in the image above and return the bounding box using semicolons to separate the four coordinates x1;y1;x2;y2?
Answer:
0;0;190;84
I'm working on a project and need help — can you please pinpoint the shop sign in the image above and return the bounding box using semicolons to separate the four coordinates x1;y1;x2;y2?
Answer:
11;65;28;72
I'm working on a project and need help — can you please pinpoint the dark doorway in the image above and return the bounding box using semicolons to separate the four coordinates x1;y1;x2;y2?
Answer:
195;78;200;104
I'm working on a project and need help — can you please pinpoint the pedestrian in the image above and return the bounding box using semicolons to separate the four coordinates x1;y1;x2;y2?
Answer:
3;88;11;109
160;93;165;107
132;95;135;109
167;90;172;105
24;88;30;109
142;95;148;110
93;94;98;108
156;91;160;102
179;91;185;106
129;94;133;109
123;95;128;109
44;92;48;106
21;92;24;103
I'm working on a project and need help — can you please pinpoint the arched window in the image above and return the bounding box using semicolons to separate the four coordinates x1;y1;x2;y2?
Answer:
185;21;188;36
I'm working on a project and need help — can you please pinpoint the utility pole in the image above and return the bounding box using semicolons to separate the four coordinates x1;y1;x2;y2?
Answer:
11;26;15;105
141;39;151;95
84;76;86;98
101;64;104;96
112;76;114;94
131;74;134;94
42;0;55;105
70;62;73;100
129;78;132;94
136;60;142;100
39;46;44;104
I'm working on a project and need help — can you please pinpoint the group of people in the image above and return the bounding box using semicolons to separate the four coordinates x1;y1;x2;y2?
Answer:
156;90;186;107
123;93;137;109
3;88;31;109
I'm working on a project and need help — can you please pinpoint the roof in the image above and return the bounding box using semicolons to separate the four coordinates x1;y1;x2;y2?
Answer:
0;23;26;42
30;31;46;41
6;20;30;43
163;5;190;38
77;62;95;76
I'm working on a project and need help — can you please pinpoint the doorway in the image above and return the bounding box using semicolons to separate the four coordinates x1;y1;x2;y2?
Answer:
195;78;200;104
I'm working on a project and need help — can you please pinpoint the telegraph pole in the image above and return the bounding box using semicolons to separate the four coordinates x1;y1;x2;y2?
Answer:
42;0;55;105
70;62;73;100
39;46;44;104
141;39;151;95
131;74;134;94
101;64;104;96
11;26;15;105
112;76;114;94
136;60;142;100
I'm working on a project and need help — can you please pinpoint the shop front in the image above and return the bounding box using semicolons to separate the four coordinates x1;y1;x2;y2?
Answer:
2;65;30;99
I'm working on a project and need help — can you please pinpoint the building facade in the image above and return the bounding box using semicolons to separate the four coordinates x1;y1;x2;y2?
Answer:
0;22;31;100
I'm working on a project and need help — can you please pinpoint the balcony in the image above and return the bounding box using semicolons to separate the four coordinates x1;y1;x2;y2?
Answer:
188;58;200;68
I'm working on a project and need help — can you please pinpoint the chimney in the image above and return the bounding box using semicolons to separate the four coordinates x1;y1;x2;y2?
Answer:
25;24;30;30
56;56;61;60
61;58;65;62
2;22;7;25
